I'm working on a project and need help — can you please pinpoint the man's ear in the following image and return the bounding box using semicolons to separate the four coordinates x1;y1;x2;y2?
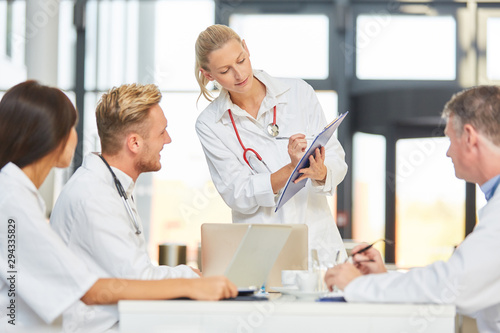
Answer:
126;133;141;154
463;124;479;150
200;68;214;81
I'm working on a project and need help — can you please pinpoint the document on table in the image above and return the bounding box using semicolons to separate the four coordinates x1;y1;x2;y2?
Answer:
275;111;349;212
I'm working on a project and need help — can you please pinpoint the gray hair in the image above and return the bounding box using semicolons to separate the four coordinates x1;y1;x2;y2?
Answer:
442;86;500;145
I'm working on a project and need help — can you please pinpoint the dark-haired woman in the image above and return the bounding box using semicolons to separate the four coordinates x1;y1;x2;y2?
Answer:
0;81;237;331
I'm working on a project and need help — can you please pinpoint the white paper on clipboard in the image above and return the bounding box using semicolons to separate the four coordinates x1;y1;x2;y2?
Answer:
275;111;349;212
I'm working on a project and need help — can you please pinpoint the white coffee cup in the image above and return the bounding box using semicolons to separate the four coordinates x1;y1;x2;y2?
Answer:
295;271;318;292
281;270;304;287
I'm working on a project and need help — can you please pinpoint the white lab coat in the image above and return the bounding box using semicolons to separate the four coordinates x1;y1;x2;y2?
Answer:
50;153;198;332
344;183;500;332
0;163;98;332
195;70;348;263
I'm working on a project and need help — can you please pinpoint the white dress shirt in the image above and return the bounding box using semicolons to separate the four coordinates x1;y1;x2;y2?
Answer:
50;153;198;332
0;163;98;332
196;70;348;263
344;178;500;333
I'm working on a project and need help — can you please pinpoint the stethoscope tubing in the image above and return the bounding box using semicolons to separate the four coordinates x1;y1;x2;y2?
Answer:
98;154;142;235
227;106;275;173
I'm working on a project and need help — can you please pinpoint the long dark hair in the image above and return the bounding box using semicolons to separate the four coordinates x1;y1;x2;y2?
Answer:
0;80;78;170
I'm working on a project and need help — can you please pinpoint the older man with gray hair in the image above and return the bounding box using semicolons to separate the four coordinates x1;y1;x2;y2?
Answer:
325;86;500;333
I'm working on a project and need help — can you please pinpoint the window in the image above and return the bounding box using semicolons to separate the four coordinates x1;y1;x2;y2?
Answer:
149;0;217;264
0;0;27;90
477;8;500;84
487;17;500;80
155;1;214;91
316;91;338;125
85;1;140;91
395;137;465;267
0;1;7;58
352;132;386;253
229;14;329;80
82;92;102;155
356;15;456;80
57;0;77;90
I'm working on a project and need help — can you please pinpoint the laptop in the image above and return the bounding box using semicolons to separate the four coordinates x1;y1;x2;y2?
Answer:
201;223;308;291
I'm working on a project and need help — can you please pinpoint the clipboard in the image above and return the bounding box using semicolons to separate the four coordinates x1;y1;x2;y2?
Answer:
275;111;349;212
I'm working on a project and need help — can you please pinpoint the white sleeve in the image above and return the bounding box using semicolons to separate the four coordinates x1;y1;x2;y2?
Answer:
344;205;500;316
0;199;98;324
52;187;198;281
80;197;199;280
196;120;276;214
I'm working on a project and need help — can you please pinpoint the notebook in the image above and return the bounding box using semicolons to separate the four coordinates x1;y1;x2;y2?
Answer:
201;223;308;290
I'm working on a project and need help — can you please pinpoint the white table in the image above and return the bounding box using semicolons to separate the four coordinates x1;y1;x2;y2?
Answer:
119;295;455;333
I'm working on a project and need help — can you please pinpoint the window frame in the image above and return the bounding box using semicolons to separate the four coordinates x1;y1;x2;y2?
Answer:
477;5;500;85
350;2;467;94
216;0;341;92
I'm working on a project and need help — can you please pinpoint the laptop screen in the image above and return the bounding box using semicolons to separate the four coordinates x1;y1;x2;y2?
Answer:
224;225;291;288
201;223;308;289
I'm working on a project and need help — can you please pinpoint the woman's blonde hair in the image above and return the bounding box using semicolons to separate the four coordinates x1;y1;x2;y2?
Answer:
195;24;242;102
96;83;162;155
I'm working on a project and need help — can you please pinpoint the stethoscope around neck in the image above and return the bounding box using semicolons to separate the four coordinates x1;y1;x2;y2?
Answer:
98;154;141;235
227;105;277;173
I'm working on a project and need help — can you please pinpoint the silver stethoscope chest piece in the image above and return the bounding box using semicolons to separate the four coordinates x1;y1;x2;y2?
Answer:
266;105;279;137
267;123;279;137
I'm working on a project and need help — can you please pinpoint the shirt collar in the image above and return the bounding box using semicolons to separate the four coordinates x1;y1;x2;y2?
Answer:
1;162;46;213
214;69;291;124
480;174;500;201
85;153;136;198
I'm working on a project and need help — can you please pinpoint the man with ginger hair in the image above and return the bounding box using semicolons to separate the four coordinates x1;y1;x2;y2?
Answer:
325;85;500;333
51;84;201;331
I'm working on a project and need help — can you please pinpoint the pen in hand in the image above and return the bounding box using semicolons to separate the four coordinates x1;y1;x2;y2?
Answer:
275;136;315;140
355;239;394;255
353;259;375;264
354;243;376;255
345;239;394;263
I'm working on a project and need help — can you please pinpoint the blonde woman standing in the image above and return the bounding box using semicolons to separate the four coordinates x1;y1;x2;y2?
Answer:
194;24;348;263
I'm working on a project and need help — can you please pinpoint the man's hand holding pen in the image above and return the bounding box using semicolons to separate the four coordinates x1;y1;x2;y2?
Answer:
349;243;387;275
324;240;391;291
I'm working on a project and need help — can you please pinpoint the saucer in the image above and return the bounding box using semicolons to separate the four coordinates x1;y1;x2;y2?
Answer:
271;286;328;299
